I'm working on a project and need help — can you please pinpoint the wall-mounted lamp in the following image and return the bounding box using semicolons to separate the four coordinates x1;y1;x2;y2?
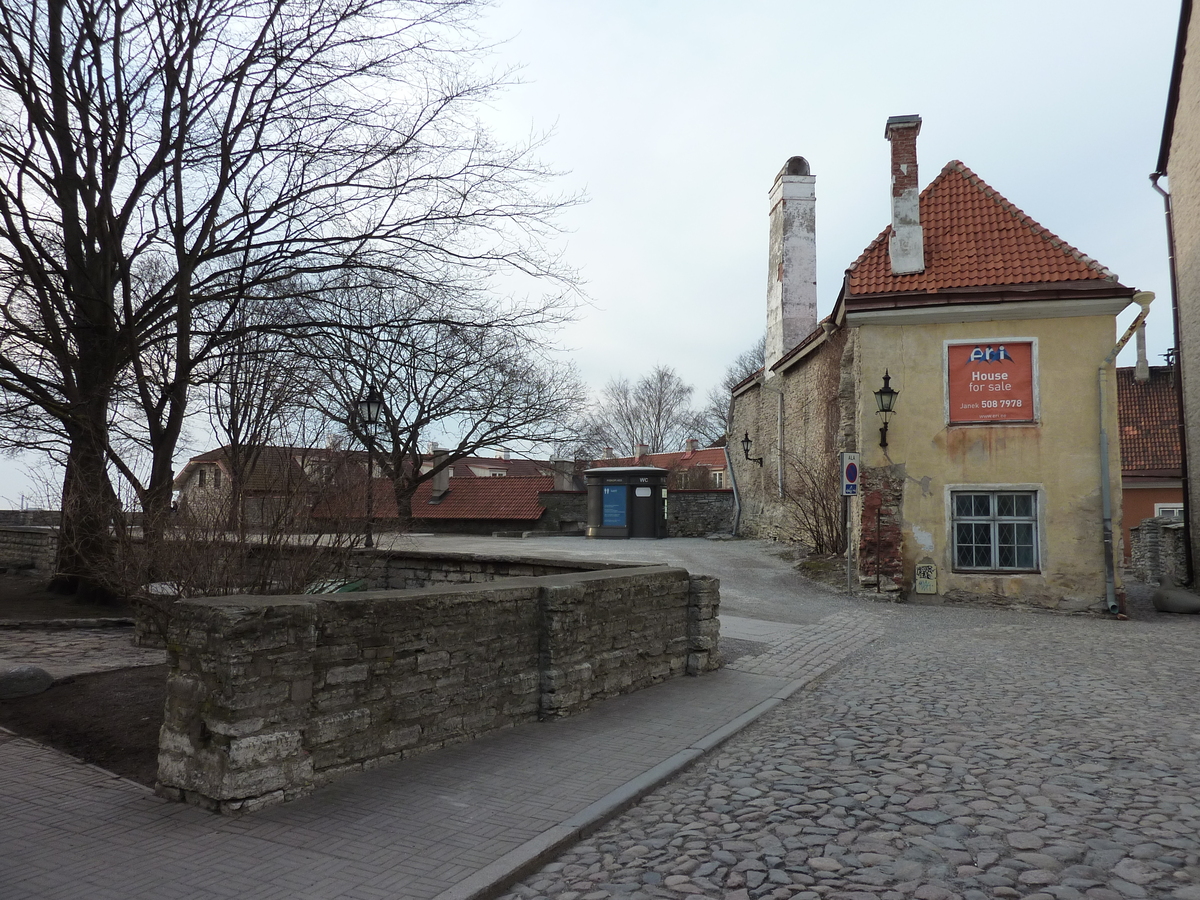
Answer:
740;432;764;467
874;370;899;448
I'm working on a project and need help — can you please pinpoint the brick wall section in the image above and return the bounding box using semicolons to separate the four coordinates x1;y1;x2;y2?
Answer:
668;490;734;536
858;466;904;589
157;566;721;814
0;526;58;571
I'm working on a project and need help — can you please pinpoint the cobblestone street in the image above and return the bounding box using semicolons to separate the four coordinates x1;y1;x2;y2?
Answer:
500;604;1200;900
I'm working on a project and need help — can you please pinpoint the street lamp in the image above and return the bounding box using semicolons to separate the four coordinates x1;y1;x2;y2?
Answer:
355;385;386;548
740;432;764;467
874;370;899;448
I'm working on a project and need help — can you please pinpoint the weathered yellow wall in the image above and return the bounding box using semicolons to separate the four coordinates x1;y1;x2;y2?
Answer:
855;314;1123;611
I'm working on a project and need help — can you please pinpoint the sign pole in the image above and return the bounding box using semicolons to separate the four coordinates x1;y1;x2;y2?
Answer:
839;452;860;595
844;494;852;594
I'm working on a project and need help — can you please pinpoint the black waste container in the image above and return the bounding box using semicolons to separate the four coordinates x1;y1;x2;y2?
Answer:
584;467;669;539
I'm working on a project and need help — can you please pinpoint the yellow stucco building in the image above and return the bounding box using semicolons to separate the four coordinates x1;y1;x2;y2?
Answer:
731;116;1145;613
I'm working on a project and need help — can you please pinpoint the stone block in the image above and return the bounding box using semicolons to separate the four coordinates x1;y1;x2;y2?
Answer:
324;664;369;685
307;708;371;745
0;665;54;699
416;650;450;672
227;730;303;768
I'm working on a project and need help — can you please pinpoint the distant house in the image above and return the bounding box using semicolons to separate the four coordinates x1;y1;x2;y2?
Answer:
1118;365;1184;558
731;115;1145;612
173;445;359;528
592;440;730;489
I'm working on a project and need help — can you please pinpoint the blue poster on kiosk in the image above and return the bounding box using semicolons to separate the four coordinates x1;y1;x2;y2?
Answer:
602;485;627;526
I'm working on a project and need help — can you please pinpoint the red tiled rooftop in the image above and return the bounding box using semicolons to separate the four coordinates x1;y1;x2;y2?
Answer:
411;475;552;520
593;448;727;470
847;161;1121;297
1117;366;1181;475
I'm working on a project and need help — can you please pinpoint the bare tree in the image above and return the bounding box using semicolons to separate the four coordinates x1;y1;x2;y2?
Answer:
0;0;578;596
310;283;584;530
695;335;766;446
583;365;704;456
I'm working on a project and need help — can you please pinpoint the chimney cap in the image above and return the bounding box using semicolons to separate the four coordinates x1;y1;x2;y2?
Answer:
888;114;921;137
781;156;811;177
885;114;922;138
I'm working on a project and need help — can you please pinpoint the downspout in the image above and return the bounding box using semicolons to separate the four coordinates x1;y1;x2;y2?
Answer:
1150;173;1193;584
1100;291;1155;615
724;444;741;536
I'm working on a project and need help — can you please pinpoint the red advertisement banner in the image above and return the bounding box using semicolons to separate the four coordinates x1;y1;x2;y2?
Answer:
946;341;1035;423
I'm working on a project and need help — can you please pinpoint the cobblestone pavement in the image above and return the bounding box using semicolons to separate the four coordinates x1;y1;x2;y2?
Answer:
498;605;1200;900
0;627;164;679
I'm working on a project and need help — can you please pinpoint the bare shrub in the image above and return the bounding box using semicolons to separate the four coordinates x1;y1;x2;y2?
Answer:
781;451;846;556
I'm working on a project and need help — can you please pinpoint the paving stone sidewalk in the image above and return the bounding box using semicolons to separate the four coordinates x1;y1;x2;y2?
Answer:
496;608;1200;900
0;626;164;679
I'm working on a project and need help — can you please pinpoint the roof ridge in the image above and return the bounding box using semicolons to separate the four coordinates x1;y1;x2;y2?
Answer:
940;161;1117;282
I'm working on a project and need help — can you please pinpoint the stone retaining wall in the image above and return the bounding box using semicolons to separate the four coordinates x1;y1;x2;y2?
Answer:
668;490;735;537
157;565;721;814
0;526;58;572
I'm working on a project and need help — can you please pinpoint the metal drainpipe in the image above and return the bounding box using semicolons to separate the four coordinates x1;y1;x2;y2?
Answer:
1100;292;1155;615
724;443;741;536
1150;173;1193;585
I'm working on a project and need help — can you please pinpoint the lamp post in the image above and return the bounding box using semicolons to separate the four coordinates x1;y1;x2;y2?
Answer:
740;432;764;467
356;385;385;548
874;370;899;448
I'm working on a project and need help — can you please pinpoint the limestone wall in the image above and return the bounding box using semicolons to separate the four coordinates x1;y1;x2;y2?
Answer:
1130;517;1188;586
157;566;721;814
0;526;58;572
668;490;735;536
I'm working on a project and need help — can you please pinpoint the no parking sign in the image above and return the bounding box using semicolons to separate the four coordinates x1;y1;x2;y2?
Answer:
840;452;860;496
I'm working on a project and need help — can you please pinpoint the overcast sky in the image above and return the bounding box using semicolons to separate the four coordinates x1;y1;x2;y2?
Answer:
477;0;1181;393
0;0;1184;505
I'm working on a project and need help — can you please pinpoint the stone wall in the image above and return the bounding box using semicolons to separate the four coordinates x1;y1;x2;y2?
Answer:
668;490;735;536
0;510;60;527
1130;516;1189;586
729;329;848;541
347;547;626;588
0;526;58;572
157;566;721;814
537;490;588;533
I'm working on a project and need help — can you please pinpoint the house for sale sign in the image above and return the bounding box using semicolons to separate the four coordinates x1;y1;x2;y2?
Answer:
946;340;1036;424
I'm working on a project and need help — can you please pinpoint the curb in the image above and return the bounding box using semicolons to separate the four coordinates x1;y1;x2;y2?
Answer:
431;671;816;900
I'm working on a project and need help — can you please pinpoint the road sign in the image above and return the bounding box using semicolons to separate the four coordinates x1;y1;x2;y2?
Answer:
840;452;860;496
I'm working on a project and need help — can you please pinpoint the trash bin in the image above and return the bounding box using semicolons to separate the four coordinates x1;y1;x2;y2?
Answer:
584;467;669;539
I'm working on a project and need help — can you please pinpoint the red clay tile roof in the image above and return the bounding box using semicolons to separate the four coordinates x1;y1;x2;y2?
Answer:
1117;366;1182;475
595;448;727;470
411;475;552;520
445;457;552;478
847;161;1121;298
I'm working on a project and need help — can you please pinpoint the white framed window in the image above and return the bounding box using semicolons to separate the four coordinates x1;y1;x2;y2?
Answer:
712;470;725;488
952;490;1039;572
1155;503;1184;519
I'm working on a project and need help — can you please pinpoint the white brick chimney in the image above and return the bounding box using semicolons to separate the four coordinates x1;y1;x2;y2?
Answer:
885;115;925;275
765;156;817;374
429;447;450;501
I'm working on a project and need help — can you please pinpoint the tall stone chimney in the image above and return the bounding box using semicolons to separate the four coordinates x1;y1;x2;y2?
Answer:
885;115;925;275
633;442;649;461
765;156;817;374
429;447;450;502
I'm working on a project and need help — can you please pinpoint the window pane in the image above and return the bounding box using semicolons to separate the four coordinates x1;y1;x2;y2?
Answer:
1012;494;1033;517
997;494;1015;517
956;522;992;568
954;495;974;517
972;495;991;517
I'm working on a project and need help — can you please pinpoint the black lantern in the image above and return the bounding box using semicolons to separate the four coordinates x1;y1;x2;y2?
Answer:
355;385;386;548
874;370;899;448
356;384;385;426
741;432;764;467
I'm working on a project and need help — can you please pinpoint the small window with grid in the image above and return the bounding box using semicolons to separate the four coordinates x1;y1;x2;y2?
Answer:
952;491;1038;572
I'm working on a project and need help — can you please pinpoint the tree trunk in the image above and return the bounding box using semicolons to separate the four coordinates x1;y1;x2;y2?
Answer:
52;420;121;602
